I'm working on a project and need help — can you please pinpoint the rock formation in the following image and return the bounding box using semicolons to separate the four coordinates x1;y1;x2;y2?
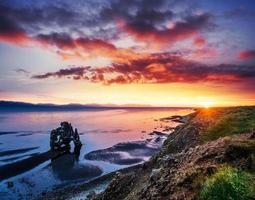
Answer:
50;122;82;151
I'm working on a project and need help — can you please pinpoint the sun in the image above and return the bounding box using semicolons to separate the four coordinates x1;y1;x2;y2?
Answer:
200;100;215;108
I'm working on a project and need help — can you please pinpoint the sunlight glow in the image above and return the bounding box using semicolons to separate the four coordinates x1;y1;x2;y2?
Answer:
200;100;215;108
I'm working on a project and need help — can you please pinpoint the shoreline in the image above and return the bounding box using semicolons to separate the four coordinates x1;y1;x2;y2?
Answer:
35;113;192;200
87;106;255;200
37;164;142;200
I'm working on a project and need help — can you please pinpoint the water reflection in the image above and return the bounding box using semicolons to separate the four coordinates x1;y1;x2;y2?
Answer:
0;108;193;199
50;146;102;181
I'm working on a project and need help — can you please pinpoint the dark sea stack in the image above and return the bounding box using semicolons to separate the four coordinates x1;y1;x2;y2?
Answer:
0;122;84;181
50;121;82;152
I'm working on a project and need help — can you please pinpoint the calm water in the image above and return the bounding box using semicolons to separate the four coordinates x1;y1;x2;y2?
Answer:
0;108;192;199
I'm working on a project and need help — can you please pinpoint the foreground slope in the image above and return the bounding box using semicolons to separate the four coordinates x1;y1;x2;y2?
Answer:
91;107;255;200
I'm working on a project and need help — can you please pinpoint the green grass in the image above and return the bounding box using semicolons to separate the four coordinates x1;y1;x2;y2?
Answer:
199;166;255;200
201;107;255;142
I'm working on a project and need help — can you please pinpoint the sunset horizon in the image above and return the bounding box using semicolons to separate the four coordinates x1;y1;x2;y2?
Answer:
1;1;255;199
0;99;255;108
1;0;255;107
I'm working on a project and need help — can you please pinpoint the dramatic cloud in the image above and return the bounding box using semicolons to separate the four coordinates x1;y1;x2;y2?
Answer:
239;50;255;60
1;0;255;92
35;32;120;60
32;53;255;85
0;5;31;45
0;1;214;49
0;3;102;34
0;2;112;45
118;13;213;46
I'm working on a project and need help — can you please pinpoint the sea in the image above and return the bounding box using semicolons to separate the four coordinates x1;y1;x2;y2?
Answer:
0;108;193;199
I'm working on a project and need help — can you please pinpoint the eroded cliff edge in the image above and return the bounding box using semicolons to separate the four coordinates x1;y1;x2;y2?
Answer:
91;107;255;200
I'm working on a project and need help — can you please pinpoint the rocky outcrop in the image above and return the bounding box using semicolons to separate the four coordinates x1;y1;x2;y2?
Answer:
90;109;255;200
50;121;82;151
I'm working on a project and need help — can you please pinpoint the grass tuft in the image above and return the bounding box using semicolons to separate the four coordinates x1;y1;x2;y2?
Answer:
199;166;255;200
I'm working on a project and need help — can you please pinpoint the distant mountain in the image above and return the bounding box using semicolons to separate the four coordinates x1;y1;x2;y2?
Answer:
0;100;176;111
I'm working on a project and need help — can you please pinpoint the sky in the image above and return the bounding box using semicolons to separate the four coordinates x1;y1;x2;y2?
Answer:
0;0;255;107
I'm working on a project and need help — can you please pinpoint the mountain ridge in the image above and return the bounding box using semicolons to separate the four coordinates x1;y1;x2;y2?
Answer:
0;100;190;111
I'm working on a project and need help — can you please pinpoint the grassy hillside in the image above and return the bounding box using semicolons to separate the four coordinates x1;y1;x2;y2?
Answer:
197;107;255;142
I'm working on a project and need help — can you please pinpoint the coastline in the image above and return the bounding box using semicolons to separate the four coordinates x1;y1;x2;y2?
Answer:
3;106;255;200
0;108;192;200
35;113;193;200
86;106;255;200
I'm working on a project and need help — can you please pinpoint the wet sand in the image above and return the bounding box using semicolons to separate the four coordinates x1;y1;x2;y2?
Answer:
85;132;166;165
0;150;102;181
0;153;39;162
49;153;102;181
36;164;141;200
0;131;20;136
0;150;52;181
0;147;39;157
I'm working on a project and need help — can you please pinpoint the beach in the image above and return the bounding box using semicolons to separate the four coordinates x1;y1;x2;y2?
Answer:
0;108;192;199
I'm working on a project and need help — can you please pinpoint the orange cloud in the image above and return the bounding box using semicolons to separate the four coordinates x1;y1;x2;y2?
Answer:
0;32;32;46
239;50;255;59
32;53;255;86
192;36;206;47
